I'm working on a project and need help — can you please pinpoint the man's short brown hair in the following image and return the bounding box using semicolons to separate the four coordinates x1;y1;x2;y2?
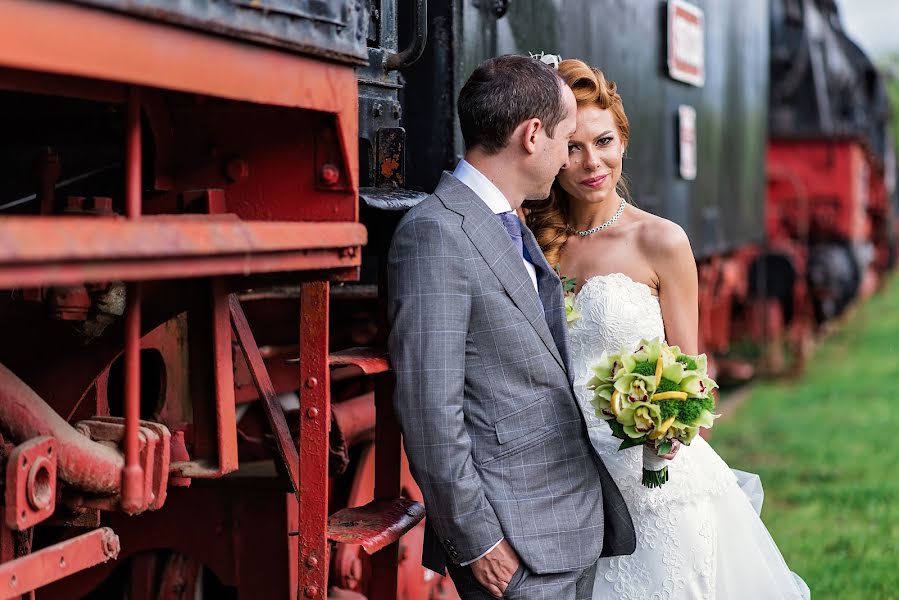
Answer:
457;55;567;155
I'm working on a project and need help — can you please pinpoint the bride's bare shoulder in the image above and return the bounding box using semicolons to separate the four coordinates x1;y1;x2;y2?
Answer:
629;206;692;258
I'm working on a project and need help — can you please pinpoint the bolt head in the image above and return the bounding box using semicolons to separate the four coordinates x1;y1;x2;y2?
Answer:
304;586;318;598
306;407;319;419
320;164;340;186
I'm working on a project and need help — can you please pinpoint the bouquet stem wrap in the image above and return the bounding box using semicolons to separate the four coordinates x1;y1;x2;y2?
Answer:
642;445;670;488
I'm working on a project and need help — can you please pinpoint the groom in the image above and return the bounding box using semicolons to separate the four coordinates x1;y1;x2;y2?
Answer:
387;55;636;598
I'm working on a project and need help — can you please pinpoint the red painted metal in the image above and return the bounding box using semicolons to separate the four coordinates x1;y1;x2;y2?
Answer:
370;373;402;600
229;294;300;496
122;282;144;514
4;436;56;531
0;217;366;289
298;282;330;599
326;348;390;375
173;280;238;479
73;417;170;513
331;392;376;452
0;527;120;599
327;498;424;555
122;87;145;511
0;363;123;493
767;141;871;243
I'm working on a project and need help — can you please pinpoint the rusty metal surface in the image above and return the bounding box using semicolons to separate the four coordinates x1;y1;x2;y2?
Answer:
0;217;365;288
324;348;389;375
68;0;368;65
0;526;119;599
0;363;124;494
298;282;330;599
171;280;238;480
229;294;300;496
0;0;360;115
73;417;171;514
327;498;425;555
4;436;57;531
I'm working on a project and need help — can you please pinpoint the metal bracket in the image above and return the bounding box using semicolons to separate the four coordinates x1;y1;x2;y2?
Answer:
4;436;57;531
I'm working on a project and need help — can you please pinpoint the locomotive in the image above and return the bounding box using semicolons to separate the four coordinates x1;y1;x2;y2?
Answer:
0;0;890;599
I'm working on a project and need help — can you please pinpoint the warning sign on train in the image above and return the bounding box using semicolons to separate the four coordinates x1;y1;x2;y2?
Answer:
668;0;705;87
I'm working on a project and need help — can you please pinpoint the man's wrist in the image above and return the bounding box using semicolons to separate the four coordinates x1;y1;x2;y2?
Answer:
459;538;504;566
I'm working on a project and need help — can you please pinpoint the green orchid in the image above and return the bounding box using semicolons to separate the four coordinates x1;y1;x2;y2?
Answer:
590;384;615;418
680;374;718;398
614;373;655;403
587;351;621;386
618;401;662;438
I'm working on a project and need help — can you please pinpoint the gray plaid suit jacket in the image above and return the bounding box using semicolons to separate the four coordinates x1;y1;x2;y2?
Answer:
387;172;636;576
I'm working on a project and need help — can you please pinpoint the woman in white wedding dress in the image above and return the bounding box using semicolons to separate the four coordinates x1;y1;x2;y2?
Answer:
526;59;810;600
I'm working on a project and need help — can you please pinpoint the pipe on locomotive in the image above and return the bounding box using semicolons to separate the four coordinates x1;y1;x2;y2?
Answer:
121;86;145;514
0;363;124;494
385;0;427;70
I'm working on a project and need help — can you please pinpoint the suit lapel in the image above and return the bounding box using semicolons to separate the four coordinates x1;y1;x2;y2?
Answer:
521;226;573;375
433;173;567;374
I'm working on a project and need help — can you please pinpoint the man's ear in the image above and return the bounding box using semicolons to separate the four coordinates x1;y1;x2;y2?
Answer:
519;118;542;155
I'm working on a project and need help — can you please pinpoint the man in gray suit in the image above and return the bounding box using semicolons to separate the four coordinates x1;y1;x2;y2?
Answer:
387;55;636;599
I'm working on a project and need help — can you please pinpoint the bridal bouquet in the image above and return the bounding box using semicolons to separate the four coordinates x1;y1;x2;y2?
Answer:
587;338;719;488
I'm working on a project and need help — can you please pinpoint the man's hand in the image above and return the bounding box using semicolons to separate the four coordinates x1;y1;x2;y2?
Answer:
470;539;520;598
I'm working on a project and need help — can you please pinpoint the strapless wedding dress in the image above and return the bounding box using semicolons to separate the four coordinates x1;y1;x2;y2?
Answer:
569;273;810;600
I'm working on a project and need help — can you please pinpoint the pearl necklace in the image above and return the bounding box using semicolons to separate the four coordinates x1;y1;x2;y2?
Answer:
573;198;626;236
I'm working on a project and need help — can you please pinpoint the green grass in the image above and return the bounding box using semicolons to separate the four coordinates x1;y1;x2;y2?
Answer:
712;275;899;600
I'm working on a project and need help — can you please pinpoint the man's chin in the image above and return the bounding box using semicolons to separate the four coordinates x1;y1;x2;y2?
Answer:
525;185;554;202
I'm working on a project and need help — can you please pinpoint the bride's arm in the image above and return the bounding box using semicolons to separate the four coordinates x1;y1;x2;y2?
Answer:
648;220;699;355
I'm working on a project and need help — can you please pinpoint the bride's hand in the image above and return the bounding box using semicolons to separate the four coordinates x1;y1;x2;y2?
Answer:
648;439;681;460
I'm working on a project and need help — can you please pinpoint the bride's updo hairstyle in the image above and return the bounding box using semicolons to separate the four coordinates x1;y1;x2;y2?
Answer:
526;59;631;267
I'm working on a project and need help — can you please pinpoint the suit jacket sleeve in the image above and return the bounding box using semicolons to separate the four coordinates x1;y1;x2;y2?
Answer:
387;216;504;564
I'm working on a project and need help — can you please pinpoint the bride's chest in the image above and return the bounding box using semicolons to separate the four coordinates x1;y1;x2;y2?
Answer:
568;274;665;353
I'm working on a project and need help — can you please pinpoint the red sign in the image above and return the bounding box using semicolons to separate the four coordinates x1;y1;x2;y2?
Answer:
668;0;705;87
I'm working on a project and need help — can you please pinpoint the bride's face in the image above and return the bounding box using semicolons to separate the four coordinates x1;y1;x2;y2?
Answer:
557;104;626;207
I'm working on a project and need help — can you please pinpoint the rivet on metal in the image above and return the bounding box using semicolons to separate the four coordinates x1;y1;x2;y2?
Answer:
306;555;318;568
320;164;340;186
304;585;318;598
305;377;318;389
306;407;319;419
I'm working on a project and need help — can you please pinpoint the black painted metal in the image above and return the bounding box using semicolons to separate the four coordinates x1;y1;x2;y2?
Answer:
770;0;891;166
68;0;369;64
402;0;769;258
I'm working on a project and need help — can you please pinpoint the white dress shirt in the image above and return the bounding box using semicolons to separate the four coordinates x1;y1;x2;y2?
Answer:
453;159;540;293
451;160;536;565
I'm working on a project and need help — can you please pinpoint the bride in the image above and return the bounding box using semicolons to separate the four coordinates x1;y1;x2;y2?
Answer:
526;59;810;600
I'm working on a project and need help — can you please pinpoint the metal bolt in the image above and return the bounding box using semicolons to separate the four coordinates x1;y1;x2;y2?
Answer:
306;555;318;568
305;377;318;389
59;556;66;569
304;586;318;598
306;407;319;419
393;105;402;120
320;164;340;186
372;102;383;117
10;574;17;588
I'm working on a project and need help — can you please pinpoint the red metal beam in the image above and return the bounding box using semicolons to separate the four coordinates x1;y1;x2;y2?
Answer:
0;217;365;288
0;527;120;599
228;294;300;496
298;282;329;600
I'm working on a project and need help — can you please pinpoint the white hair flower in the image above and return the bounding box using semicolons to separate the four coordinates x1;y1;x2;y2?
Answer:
528;51;561;69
